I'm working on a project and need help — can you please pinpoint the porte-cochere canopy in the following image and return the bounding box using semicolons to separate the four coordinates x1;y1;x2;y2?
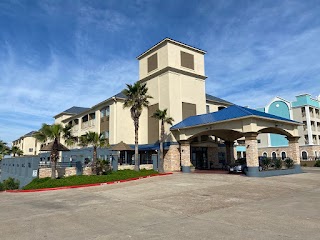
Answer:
170;105;302;177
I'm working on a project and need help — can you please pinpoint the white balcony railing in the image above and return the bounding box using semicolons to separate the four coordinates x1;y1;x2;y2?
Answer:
81;120;95;129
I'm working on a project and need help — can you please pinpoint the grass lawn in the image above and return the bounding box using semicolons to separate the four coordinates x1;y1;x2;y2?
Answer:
23;169;158;190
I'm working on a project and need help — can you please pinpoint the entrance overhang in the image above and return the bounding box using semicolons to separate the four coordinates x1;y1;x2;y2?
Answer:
169;105;302;177
171;105;301;142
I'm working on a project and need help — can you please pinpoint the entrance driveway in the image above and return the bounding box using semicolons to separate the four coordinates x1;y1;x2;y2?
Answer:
1;169;320;240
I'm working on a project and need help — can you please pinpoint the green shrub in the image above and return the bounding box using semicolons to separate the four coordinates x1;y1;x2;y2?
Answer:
0;182;4;191
24;169;158;190
261;157;271;170
284;158;294;169
314;160;320;167
96;159;111;175
3;177;20;190
273;158;282;170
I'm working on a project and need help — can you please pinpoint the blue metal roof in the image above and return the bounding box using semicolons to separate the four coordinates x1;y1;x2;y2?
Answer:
171;105;300;130
125;142;174;151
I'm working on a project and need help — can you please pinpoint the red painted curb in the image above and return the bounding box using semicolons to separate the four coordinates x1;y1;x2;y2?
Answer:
5;172;173;193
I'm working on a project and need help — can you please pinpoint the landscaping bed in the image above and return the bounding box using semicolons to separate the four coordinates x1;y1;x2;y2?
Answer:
23;169;160;190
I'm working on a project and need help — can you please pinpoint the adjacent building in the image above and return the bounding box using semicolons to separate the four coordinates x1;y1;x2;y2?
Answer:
12;131;40;156
257;94;320;160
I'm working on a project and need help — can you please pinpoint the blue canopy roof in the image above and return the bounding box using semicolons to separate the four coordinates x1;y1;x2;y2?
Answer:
126;142;173;151
171;105;300;130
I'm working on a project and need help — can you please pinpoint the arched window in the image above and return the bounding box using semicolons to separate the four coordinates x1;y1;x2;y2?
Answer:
281;152;286;160
302;151;308;160
272;152;277;159
263;152;267;157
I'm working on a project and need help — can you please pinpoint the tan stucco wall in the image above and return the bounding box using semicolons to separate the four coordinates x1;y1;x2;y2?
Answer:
54;114;73;124
291;107;306;146
110;100;138;145
206;101;230;113
257;133;269;148
167;42;205;76
139;43;169;80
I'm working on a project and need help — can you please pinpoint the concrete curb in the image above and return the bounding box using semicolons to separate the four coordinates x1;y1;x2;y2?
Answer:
5;172;173;193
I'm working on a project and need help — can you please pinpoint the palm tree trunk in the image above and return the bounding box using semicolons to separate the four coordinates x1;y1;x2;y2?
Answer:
159;120;165;173
92;146;97;175
50;150;58;179
134;119;139;171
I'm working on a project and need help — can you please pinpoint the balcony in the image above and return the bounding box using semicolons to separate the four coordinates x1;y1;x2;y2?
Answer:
71;125;79;132
81;120;95;129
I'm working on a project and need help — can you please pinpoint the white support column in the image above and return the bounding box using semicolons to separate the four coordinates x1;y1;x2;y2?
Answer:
305;106;314;145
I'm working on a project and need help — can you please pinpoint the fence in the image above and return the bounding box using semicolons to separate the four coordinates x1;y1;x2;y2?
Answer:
0;147;158;188
0;156;40;188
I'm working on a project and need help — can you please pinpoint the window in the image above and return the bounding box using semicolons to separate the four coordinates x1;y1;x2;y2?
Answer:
281;152;286;160
257;139;261;144
101;109;105;118
303;121;307;131
101;106;110;118
147;53;158;72
103;131;109;139
272;152;277;159
302;151;308;160
263;152;267;157
29;148;33;152
218;106;226;111
180;51;194;70
206;105;210;113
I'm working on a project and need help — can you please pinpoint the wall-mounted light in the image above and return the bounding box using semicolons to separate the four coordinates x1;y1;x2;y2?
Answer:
247;145;250;148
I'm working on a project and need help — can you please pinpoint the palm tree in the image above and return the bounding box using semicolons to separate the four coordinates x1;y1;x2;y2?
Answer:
62;123;77;147
33;123;74;179
152;109;174;173
79;131;108;175
0;140;10;160
11;146;23;157
123;81;152;171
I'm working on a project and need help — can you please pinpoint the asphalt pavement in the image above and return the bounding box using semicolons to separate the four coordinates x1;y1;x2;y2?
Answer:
0;168;319;240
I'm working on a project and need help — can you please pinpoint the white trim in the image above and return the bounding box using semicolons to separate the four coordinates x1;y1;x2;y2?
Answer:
262;152;268;157
305;106;314;145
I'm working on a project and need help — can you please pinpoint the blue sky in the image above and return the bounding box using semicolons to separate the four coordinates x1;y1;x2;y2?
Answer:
0;0;320;144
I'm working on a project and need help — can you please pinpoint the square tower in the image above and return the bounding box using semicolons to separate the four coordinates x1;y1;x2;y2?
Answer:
137;38;207;143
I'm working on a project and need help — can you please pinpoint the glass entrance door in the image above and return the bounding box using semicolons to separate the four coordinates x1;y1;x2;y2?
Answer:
191;147;208;169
